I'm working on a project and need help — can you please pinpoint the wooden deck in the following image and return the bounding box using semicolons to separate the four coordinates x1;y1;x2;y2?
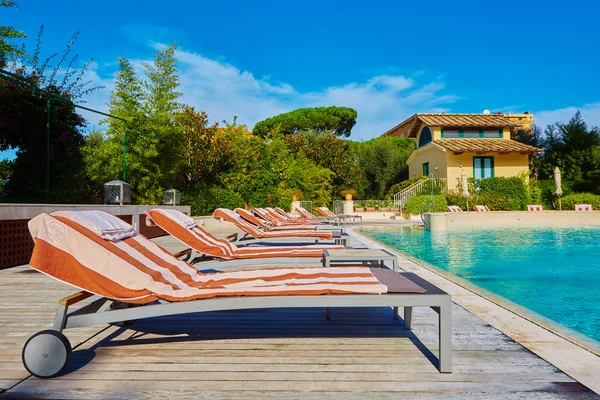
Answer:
0;235;598;399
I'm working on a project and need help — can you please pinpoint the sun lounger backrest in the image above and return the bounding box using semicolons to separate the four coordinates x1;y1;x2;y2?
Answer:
265;207;287;221
273;207;291;219
146;209;236;259
526;205;543;211
235;208;271;230
575;204;593;211
213;208;266;237
322;207;336;217
473;205;490;212
296;207;314;219
446;206;463;213
253;208;281;224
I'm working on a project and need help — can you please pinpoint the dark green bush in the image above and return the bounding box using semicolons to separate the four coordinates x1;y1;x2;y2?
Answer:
181;184;243;216
559;193;600;210
403;195;447;215
472;177;527;210
529;179;574;209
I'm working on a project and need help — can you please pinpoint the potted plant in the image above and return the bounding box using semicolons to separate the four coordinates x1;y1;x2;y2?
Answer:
340;189;357;200
291;189;303;202
354;203;365;212
365;200;376;212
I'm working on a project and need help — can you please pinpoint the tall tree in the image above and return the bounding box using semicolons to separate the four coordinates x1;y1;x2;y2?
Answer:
142;43;183;190
253;106;358;137
534;112;600;193
0;0;27;66
356;137;415;199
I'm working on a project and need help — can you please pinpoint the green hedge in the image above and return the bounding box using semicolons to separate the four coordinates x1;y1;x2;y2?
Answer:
529;179;574;210
559;193;600;210
181;184;244;216
472;177;528;211
403;195;447;215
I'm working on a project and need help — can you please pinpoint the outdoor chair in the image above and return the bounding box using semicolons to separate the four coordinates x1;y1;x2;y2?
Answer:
446;206;463;213
527;205;544;211
254;207;316;226
145;208;343;267
213;208;339;244
473;205;490;212
574;204;593;211
22;210;452;378
235;208;318;232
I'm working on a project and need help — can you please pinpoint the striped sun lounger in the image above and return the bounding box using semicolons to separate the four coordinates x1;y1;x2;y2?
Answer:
213;208;337;244
473;205;490;212
446;206;463;213
254;207;315;226
22;210;452;378
236;208;317;231
575;204;593;211
145;208;343;267
527;205;543;211
315;207;336;217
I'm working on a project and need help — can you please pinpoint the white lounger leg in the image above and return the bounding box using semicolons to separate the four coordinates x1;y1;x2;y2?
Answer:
403;306;412;328
439;301;452;373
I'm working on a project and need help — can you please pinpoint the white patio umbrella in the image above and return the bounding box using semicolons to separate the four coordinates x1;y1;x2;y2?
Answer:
461;169;469;211
461;169;469;197
554;167;562;210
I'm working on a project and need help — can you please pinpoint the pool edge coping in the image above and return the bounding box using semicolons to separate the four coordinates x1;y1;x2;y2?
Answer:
348;225;600;395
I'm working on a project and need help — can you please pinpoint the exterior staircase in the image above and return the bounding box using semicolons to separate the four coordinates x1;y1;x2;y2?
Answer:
393;178;448;215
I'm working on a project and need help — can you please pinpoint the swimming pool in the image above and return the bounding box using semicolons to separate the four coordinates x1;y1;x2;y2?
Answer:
360;225;600;345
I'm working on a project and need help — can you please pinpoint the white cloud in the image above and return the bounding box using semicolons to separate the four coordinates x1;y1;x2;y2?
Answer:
533;103;600;129
80;44;460;139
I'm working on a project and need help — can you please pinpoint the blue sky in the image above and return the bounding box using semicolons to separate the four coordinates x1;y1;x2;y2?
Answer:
3;0;600;160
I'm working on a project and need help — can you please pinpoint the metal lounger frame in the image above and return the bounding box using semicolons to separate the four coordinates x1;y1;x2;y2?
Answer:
49;275;452;373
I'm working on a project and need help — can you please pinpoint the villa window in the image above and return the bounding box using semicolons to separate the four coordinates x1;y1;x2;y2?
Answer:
473;156;494;179
423;162;430;177
441;128;503;138
418;126;432;147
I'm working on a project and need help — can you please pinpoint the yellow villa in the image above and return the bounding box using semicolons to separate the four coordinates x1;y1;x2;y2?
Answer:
381;112;541;190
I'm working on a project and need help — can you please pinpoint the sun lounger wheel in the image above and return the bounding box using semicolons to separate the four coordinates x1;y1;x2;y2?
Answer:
22;330;71;378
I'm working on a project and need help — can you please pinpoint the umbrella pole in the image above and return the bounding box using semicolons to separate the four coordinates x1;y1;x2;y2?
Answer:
558;195;561;211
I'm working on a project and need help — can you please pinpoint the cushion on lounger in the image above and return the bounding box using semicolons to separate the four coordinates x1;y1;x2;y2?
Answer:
368;268;427;294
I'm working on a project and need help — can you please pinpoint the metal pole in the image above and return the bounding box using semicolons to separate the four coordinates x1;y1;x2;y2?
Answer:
46;101;51;202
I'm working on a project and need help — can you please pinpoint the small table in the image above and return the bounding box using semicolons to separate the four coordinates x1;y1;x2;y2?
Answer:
322;248;399;271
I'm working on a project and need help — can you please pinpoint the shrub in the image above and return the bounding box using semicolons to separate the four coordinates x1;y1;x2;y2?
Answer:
529;179;574;209
181;184;243;216
464;177;527;211
445;193;467;210
403;195;447;215
559;193;600;210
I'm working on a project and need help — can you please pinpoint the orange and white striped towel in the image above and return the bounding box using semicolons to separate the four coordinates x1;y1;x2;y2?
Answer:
575;204;593;211
236;208;316;232
27;212;401;304
214;208;333;240
527;205;543;211
147;209;342;260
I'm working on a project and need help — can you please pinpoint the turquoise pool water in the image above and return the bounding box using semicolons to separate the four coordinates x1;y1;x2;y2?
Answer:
360;225;600;344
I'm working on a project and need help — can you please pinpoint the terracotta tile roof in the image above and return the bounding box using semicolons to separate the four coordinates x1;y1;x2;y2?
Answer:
433;139;541;154
418;114;518;127
382;113;519;138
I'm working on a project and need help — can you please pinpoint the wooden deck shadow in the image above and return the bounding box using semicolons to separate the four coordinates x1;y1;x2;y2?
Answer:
65;306;440;373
